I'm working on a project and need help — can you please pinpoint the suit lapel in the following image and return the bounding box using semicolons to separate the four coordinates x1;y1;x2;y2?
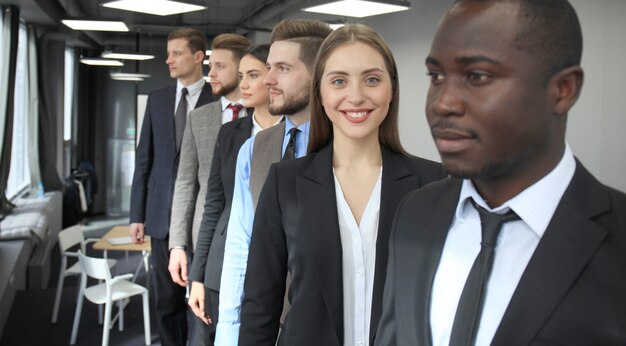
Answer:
195;83;215;108
493;162;610;344
296;144;344;344
233;113;254;146
369;147;419;342
412;179;460;345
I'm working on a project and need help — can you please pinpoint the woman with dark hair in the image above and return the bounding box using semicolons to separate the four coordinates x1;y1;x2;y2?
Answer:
187;43;282;344
239;25;446;346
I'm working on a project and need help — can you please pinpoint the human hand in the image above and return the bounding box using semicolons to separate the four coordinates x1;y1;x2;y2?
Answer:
168;248;188;286
130;223;145;244
188;281;211;325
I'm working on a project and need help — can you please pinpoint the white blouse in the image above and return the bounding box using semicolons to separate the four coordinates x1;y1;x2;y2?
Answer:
333;168;382;346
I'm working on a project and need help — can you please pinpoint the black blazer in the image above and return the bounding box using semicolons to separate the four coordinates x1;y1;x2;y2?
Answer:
130;83;215;239
190;115;254;290
239;143;446;346
375;160;626;345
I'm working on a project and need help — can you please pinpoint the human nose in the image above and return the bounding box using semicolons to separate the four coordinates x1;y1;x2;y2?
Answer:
264;68;276;86
427;81;464;118
346;83;365;105
165;54;173;64
208;66;217;78
239;77;248;90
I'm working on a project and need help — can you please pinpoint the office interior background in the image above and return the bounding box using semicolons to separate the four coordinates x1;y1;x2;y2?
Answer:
1;0;624;214
0;0;624;343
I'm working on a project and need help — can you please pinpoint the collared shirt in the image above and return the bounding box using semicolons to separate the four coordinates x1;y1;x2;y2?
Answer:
220;97;247;124
216;116;310;345
252;114;284;137
175;78;205;116
430;144;576;346
334;168;382;346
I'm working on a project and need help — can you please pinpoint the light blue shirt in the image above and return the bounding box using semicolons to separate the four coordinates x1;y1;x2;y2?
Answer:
216;116;309;345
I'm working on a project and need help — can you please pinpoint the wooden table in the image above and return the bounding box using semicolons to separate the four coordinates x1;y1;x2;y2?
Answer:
93;225;151;285
93;225;151;252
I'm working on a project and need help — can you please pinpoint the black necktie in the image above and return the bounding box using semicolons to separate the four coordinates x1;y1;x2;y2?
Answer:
449;199;520;346
282;127;300;161
174;87;188;151
227;103;244;121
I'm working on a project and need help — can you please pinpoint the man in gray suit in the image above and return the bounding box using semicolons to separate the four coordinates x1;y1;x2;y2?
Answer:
167;33;251;345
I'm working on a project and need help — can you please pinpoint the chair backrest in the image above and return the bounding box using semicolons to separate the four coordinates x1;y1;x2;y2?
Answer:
58;225;85;253
77;251;112;281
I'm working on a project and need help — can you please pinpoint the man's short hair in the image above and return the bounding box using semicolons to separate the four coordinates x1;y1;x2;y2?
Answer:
167;28;208;56
270;19;333;70
455;0;582;80
211;33;253;62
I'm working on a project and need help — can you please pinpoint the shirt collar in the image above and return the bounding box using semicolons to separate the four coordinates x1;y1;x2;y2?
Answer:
455;143;576;238
284;114;310;137
220;97;244;112
177;78;205;96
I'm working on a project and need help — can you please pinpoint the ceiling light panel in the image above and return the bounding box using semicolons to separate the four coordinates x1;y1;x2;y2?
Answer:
62;19;129;32
103;0;207;16
102;52;155;60
80;58;125;66
303;0;410;18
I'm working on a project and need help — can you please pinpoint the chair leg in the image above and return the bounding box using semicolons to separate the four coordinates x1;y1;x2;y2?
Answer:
102;302;112;346
142;291;151;345
70;276;86;345
51;270;66;323
118;300;124;331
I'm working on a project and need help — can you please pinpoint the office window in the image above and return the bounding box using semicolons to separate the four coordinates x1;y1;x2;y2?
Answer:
6;22;30;198
64;46;74;141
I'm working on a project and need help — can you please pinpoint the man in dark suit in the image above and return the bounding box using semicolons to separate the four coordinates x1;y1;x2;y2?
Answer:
129;28;216;346
375;1;626;345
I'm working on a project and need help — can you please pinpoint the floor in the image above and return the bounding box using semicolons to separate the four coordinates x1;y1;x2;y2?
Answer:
0;215;161;346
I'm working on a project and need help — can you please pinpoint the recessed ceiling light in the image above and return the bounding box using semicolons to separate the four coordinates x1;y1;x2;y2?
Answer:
206;50;212;56
103;0;206;16
102;52;155;60
80;58;125;66
329;24;345;30
303;0;410;18
62;19;129;32
111;72;151;81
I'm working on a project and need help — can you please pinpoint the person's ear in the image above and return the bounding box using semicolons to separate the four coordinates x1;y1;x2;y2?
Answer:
194;50;204;64
549;65;584;115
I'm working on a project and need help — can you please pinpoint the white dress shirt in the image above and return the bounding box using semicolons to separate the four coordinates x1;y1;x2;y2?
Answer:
430;144;576;346
175;78;205;116
220;97;246;124
334;168;382;346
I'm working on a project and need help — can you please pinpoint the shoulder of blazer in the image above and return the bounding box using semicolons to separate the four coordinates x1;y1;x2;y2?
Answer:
189;99;221;118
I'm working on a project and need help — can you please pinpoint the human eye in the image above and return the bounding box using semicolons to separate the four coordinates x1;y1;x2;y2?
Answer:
331;78;346;87
279;65;290;73
466;71;492;85
427;71;444;84
250;73;259;79
365;76;381;85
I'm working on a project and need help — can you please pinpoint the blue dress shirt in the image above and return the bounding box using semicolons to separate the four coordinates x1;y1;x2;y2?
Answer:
216;116;309;345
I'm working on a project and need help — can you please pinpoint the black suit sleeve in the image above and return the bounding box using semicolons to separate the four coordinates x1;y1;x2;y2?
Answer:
239;163;287;345
130;94;154;223
190;127;226;282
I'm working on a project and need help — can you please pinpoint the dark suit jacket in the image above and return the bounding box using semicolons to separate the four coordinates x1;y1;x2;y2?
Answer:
239;143;446;346
130;83;215;239
375;160;626;346
190;115;254;290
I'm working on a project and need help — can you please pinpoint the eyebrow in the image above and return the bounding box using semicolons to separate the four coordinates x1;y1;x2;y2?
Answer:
425;55;502;66
325;67;385;76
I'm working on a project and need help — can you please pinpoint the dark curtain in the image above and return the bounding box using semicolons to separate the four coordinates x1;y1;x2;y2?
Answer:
0;6;19;217
36;32;64;192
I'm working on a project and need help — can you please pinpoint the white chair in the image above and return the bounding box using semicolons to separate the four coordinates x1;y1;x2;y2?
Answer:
52;225;117;323
70;251;151;346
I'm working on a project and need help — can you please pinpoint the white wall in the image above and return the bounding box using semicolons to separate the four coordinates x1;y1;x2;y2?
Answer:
352;0;626;192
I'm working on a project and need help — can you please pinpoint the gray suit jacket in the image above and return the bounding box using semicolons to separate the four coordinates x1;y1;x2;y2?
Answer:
168;101;223;250
190;115;253;289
